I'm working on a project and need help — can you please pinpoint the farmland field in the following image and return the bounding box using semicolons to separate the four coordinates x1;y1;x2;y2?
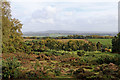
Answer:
88;39;112;48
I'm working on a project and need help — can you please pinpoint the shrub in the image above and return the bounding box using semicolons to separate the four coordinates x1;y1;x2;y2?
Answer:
2;57;21;78
45;52;52;57
54;68;61;76
96;56;115;64
9;46;16;53
77;50;85;56
114;55;120;65
33;52;41;55
50;50;62;56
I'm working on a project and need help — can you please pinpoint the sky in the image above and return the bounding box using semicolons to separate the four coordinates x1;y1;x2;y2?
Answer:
9;0;119;32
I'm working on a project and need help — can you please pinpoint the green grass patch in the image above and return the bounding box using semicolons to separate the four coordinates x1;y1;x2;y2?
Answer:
88;39;112;48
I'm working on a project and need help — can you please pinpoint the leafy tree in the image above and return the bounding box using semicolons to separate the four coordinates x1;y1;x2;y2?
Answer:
2;1;27;53
112;32;120;53
2;1;11;53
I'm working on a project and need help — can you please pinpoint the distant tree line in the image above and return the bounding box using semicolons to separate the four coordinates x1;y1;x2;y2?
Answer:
56;35;113;39
23;35;113;39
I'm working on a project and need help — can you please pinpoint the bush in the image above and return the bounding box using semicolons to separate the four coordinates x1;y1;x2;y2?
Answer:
49;50;62;56
114;55;120;65
96;56;115;64
54;68;61;76
45;52;52;57
2;57;21;79
33;52;41;55
77;50;85;56
9;46;16;53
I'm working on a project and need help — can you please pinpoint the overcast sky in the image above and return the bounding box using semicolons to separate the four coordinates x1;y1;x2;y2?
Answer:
9;0;118;32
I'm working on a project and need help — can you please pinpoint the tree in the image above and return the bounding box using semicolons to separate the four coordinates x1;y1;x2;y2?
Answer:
2;1;25;53
2;1;11;53
112;32;120;53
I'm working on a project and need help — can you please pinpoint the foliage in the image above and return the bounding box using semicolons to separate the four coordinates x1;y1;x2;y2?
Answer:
112;32;120;53
54;68;61;76
25;39;97;52
2;57;21;78
2;1;27;53
88;39;112;49
24;35;113;39
2;50;120;79
96;56;115;64
77;50;85;56
2;1;120;79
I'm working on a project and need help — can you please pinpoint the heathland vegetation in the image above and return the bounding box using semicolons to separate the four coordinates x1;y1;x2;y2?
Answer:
2;1;120;79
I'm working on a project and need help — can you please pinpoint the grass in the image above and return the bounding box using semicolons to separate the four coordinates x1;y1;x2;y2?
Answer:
88;39;112;48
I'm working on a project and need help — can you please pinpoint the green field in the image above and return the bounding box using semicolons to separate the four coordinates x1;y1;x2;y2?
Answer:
49;34;68;37
88;39;112;48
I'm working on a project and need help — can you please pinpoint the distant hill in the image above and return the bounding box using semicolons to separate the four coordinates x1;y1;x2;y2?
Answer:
23;30;118;37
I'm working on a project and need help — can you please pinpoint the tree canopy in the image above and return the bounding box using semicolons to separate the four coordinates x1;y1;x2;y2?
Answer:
2;1;25;53
112;32;120;53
